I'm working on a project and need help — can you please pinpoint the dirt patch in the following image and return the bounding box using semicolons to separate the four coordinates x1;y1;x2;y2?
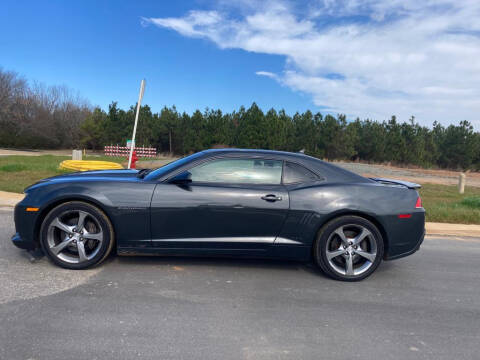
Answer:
0;148;74;156
334;161;480;187
136;158;178;169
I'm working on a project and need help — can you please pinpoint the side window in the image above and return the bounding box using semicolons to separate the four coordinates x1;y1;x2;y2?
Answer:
283;162;319;184
189;158;283;184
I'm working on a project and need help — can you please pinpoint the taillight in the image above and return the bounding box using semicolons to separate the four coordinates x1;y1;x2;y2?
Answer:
415;196;422;209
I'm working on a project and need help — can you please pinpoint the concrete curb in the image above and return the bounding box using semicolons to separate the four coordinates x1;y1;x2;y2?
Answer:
0;190;479;237
0;191;24;207
425;222;480;238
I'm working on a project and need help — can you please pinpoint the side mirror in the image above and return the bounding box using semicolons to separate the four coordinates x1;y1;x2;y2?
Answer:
170;171;192;185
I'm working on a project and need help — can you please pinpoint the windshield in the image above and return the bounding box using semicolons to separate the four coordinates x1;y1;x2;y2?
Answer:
143;152;204;180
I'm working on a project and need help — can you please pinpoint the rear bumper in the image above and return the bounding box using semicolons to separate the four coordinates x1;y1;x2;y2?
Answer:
382;210;426;260
385;228;425;260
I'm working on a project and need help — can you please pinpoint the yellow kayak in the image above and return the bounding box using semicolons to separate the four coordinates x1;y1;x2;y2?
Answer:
59;160;124;171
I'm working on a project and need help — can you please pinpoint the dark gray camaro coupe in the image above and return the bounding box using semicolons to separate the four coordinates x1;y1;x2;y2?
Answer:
12;149;425;281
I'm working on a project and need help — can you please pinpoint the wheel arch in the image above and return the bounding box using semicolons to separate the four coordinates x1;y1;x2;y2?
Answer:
34;196;114;248
313;210;390;258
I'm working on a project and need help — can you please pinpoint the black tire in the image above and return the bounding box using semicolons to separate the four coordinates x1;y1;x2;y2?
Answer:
40;201;115;270
314;215;384;281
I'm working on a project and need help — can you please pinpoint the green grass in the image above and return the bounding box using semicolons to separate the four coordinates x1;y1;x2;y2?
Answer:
1;156;480;224
460;196;480;209
0;155;126;193
0;164;29;172
419;184;480;224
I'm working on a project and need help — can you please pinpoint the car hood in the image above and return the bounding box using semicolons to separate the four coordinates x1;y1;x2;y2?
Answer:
25;169;140;192
48;169;139;179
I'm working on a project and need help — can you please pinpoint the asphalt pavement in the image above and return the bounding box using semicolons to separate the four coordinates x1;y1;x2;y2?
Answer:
0;208;479;360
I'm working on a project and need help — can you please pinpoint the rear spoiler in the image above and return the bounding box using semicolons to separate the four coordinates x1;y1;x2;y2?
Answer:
369;177;421;189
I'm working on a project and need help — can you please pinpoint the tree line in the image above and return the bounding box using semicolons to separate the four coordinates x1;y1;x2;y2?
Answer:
82;102;479;170
0;68;91;148
1;68;479;170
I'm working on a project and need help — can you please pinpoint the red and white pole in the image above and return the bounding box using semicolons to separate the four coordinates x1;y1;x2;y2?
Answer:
128;79;146;169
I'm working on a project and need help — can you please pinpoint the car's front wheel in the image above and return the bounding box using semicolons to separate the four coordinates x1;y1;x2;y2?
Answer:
40;201;114;269
314;215;384;281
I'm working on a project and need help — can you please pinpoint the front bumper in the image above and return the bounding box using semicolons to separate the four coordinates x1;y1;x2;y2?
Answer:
11;232;33;250
11;201;41;251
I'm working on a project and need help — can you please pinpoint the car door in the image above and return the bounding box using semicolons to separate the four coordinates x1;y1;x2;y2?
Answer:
150;156;289;252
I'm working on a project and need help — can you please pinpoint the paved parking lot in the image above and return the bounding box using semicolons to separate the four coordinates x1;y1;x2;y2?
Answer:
0;208;479;360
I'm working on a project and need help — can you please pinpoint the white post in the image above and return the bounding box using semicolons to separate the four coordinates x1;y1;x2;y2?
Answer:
128;79;146;169
459;173;466;194
72;149;82;160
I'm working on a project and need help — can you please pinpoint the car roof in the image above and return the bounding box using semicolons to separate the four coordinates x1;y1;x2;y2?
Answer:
202;148;311;159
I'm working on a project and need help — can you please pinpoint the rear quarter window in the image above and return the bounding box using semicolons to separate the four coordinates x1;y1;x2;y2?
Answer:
283;162;319;184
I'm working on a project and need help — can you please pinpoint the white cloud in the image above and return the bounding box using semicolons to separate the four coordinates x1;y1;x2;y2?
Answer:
142;11;223;39
144;0;480;126
255;71;279;80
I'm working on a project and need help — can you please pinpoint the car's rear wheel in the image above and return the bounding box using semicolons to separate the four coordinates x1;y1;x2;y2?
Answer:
40;201;114;269
314;215;384;281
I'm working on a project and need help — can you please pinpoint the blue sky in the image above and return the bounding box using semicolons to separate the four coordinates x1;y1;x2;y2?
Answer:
1;0;312;115
2;0;479;125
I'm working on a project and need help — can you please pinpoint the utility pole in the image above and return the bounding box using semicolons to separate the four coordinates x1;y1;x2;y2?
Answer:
128;79;146;169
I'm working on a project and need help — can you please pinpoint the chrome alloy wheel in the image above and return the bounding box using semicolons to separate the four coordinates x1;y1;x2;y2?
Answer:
325;224;378;276
46;210;104;264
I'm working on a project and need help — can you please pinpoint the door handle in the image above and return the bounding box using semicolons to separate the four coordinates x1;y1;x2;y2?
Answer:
261;194;282;202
